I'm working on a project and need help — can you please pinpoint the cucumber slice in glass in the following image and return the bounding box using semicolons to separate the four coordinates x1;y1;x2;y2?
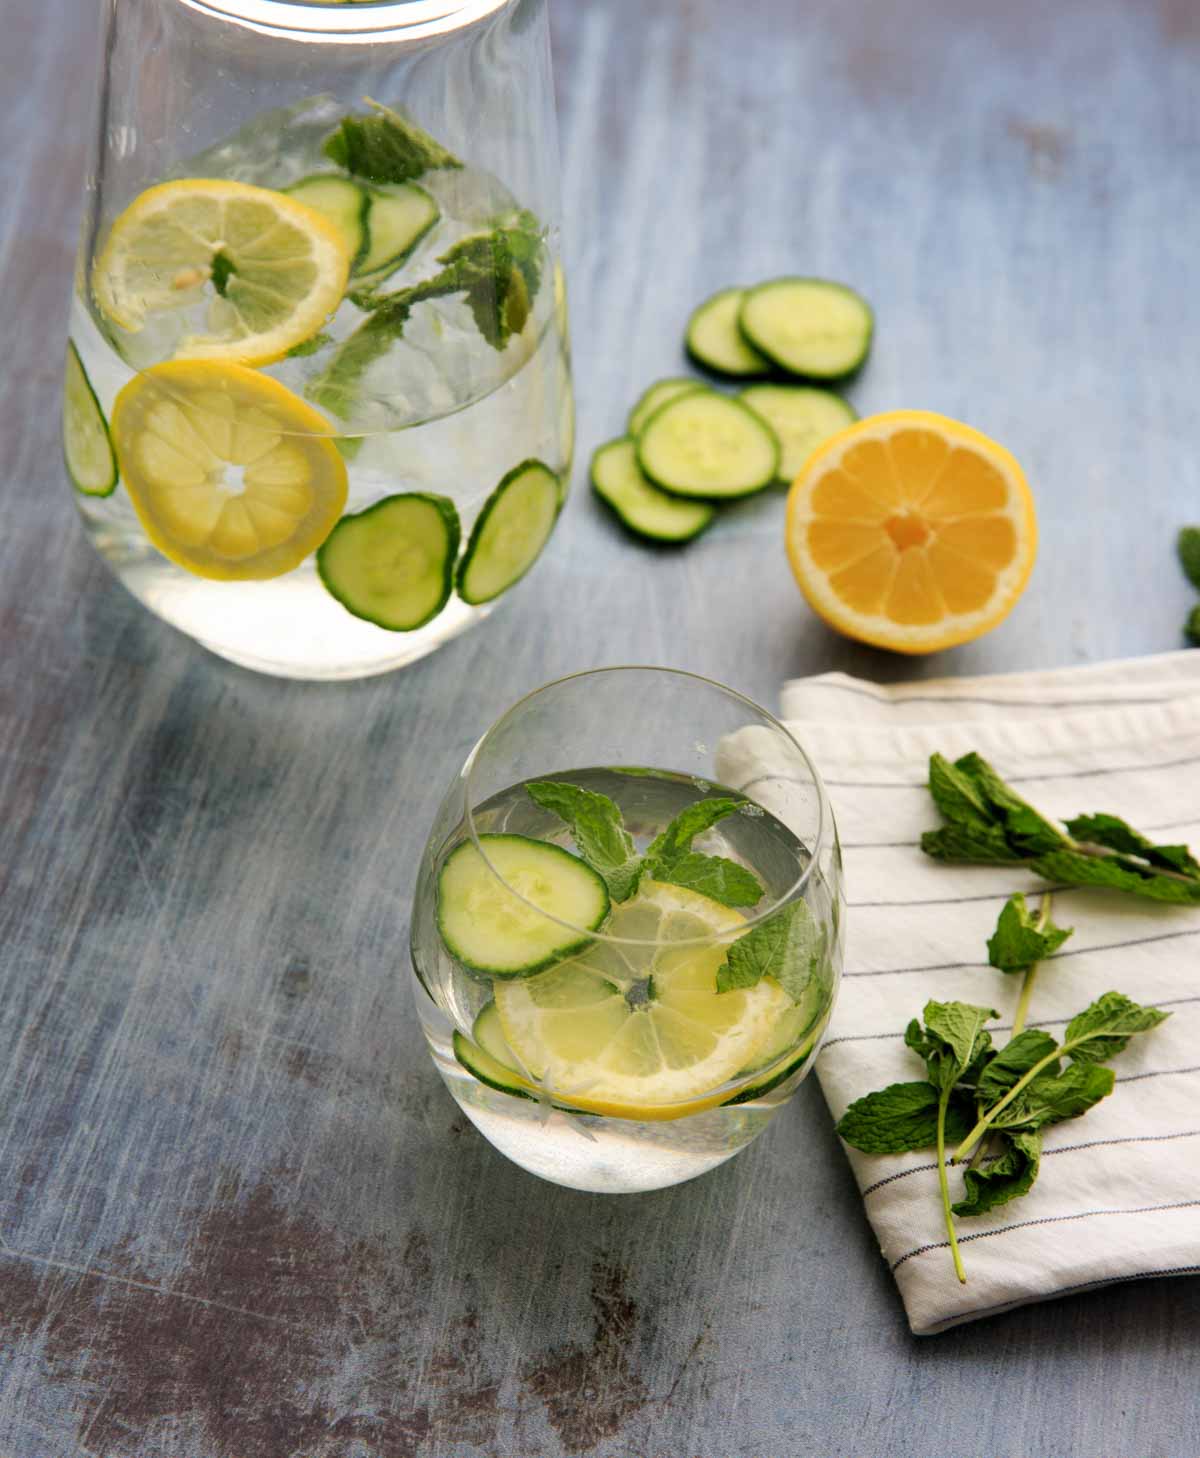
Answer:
685;287;772;378
627;377;706;437
437;834;611;977
739;277;873;380
454;1002;535;1100
317;492;460;631
738;383;857;482
591;437;714;544
637;391;779;500
353;182;439;285
284;174;368;264
457;458;560;605
63;341;118;497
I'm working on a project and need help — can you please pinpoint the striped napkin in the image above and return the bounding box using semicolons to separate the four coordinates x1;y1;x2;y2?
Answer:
721;651;1200;1334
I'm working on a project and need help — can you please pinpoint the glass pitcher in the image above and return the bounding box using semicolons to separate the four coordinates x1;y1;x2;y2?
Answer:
63;0;573;679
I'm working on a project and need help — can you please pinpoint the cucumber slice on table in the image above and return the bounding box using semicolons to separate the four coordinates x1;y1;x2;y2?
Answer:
627;377;706;437
317;492;460;631
738;384;857;482
354;183;439;285
63;341;118;497
739;278;873;380
457;459;560;605
637;390;780;500
285;175;367;264
454;1002;535;1100
438;834;611;977
685;287;772;378
591;437;715;544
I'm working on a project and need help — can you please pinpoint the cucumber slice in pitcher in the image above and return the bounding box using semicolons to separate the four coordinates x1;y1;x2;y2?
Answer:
738;383;857;482
317;492;460;631
457;459;560;605
591;437;714;544
637;391;779;500
63;341;118;497
437;834;611;977
353;183;439;285
738;278;873;380
284;175;368;264
627;377;706;438
685;287;772;378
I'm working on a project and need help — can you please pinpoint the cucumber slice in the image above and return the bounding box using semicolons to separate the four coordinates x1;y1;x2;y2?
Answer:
317;492;460;631
353;183;439;285
591;437;714;544
454;1002;536;1100
63;341;118;497
739;278;873;380
636;391;780;500
685;287;772;378
627;378;706;437
437;834;610;977
285;175;367;265
738;384;857;482
457;459;560;605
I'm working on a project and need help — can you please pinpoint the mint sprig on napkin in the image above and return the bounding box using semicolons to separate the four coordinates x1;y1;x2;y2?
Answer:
922;752;1200;904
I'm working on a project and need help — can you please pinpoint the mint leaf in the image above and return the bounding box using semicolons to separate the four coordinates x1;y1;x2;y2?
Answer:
953;1129;1042;1217
1062;990;1172;1065
525;780;641;902
310;214;544;418
928;752;998;832
715;900;819;1001
210;250;235;297
952;753;1067;855
1064;813;1200;878
286;331;331;359
989;1060;1115;1130
1031;848;1200;905
1187;604;1200;647
986;893;1074;972
976;1029;1060;1104
835;1081;973;1155
920;823;1024;865
656;851;762;908
1178;525;1200;592
921;1000;1000;1085
646;796;745;864
324;99;462;183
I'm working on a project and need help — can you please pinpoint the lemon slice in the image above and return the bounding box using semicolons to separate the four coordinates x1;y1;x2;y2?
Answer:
93;179;352;365
785;409;1037;654
111;361;348;581
494;880;792;1121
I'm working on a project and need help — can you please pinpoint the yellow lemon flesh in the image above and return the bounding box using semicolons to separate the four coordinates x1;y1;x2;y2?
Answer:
785;409;1037;654
111;361;348;581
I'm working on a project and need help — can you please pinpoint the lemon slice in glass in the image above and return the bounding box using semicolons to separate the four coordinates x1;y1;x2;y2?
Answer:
494;880;791;1121
111;361;348;581
93;178;352;365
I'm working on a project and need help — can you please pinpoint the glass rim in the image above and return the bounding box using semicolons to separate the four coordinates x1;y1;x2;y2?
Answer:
462;665;831;949
177;0;513;42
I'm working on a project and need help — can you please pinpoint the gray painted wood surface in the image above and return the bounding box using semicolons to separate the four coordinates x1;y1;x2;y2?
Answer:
2;0;1198;1453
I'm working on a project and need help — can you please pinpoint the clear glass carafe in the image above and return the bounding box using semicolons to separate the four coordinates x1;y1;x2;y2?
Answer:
63;0;572;679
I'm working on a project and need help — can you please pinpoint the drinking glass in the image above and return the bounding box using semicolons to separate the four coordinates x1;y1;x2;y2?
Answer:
410;667;844;1193
63;0;572;679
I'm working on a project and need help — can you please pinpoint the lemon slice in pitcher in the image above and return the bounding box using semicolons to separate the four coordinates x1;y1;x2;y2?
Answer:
93;179;351;365
111;361;348;581
494;880;791;1121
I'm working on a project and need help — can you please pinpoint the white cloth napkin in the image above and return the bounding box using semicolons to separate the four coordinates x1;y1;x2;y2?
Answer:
723;652;1200;1334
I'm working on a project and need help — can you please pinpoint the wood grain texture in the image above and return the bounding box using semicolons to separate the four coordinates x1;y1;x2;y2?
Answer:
2;0;1198;1454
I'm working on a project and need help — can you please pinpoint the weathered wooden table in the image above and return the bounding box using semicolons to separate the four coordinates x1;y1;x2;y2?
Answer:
3;0;1198;1453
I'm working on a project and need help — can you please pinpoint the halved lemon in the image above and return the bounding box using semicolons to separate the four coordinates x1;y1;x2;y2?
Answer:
785;410;1037;654
93;179;351;365
111;361;348;581
494;880;791;1121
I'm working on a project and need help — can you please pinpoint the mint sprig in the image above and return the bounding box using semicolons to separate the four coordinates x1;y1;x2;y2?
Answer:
922;752;1200;904
324;99;462;184
1179;526;1200;593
